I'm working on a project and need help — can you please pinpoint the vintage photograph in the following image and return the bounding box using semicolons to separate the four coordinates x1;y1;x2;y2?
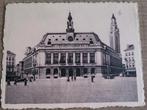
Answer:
1;3;145;109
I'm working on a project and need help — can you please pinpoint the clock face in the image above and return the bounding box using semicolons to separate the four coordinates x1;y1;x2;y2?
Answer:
68;36;73;41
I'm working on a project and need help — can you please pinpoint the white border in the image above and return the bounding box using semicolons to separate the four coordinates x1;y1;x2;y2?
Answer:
1;2;145;109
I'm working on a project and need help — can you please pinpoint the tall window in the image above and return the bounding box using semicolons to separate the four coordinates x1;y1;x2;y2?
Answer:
75;53;80;64
90;53;95;63
83;68;88;75
91;68;95;74
60;53;66;64
53;53;58;64
45;53;51;64
68;53;73;64
83;53;88;63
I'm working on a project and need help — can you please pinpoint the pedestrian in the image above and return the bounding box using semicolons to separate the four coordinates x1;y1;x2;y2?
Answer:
74;76;76;81
91;74;95;83
24;78;27;86
71;75;73;81
7;79;11;86
14;80;17;85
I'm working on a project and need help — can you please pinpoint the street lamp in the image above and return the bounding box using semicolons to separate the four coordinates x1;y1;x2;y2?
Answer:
33;63;36;81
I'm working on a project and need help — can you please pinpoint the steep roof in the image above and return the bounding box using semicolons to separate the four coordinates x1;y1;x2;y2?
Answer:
37;32;101;47
124;44;134;51
7;50;16;55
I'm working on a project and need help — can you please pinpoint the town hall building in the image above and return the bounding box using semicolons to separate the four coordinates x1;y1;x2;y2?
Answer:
22;12;123;79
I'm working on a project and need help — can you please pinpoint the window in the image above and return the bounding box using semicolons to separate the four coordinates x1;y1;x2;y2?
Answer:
90;53;95;63
132;52;134;55
55;39;58;41
47;39;51;45
76;38;79;40
83;53;88;63
47;41;51;45
90;40;94;44
75;53;80;64
68;53;73;64
45;53;51;64
62;39;65;41
91;68;95;74
83;68;88;74
60;53;66;63
83;38;85;40
68;36;73;41
53;53;58;64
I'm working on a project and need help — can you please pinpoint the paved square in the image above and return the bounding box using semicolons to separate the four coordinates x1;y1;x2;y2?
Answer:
5;75;138;104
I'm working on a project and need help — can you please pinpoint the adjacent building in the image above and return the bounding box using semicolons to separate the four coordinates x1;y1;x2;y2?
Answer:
6;50;16;81
124;44;136;76
16;61;24;78
23;12;123;79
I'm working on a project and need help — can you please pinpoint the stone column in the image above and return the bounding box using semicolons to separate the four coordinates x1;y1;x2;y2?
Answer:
73;52;75;65
58;52;61;64
66;52;68;65
51;53;53;64
80;52;83;65
88;52;90;64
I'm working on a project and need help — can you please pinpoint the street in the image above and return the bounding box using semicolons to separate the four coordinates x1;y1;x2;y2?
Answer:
5;75;138;104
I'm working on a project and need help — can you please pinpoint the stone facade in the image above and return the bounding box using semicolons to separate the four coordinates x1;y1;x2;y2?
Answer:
124;44;136;76
23;13;123;79
6;50;16;81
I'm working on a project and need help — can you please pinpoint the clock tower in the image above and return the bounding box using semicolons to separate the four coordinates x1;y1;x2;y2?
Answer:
66;12;75;41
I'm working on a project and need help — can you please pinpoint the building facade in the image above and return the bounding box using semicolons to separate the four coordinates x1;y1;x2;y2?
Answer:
23;13;123;79
124;44;136;76
6;50;16;81
16;61;24;78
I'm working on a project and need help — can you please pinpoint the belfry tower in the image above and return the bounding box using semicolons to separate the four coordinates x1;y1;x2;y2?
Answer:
109;14;120;54
66;12;75;41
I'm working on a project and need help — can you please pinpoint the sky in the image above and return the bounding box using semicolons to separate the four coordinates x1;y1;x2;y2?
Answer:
4;3;140;64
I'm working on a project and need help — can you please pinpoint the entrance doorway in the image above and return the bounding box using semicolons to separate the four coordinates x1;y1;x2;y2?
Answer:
61;68;66;77
76;68;80;76
46;68;51;78
69;68;73;76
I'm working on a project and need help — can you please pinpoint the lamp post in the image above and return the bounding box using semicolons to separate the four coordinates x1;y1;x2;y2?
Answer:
33;63;36;81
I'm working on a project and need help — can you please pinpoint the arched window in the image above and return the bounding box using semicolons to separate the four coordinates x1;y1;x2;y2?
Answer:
46;68;50;75
54;68;58;75
91;68;95;74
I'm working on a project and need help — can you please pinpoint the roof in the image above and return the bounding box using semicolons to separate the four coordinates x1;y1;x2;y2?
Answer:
37;32;101;47
7;50;16;55
124;44;134;51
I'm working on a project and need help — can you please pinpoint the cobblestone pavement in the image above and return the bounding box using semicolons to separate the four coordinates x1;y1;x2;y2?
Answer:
5;75;138;104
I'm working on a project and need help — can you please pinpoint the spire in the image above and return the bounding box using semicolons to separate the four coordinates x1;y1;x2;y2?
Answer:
66;12;74;32
68;12;72;21
109;13;120;54
112;13;116;20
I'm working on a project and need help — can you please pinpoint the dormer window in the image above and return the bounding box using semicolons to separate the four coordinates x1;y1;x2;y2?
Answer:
48;39;51;45
48;41;51;45
68;36;73;41
90;40;94;44
55;39;58;41
83;38;85;40
62;39;65;41
76;38;79;40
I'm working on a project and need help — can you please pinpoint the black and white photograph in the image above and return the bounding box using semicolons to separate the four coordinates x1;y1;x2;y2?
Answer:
1;2;145;109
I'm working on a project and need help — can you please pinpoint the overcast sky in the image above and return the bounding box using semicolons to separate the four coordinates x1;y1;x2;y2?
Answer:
4;3;140;64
